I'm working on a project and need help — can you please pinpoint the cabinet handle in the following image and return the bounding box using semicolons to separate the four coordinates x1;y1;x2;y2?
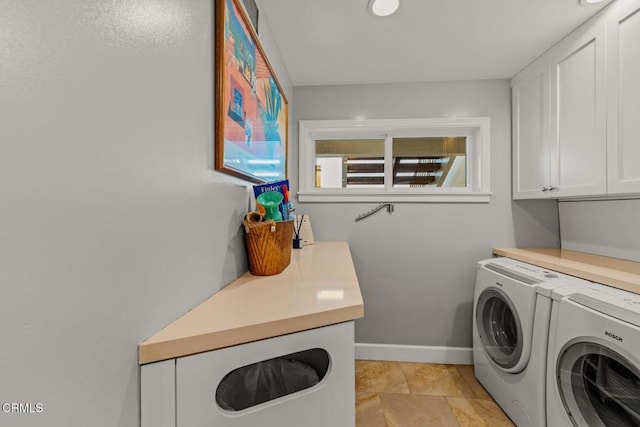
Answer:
541;187;549;192
548;186;557;191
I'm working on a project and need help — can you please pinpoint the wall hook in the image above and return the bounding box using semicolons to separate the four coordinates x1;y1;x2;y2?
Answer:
355;203;394;222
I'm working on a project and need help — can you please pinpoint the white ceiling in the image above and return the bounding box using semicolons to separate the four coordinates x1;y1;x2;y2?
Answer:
258;0;611;86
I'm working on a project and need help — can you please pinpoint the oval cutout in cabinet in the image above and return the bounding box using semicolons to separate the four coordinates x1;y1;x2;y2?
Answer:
215;348;330;411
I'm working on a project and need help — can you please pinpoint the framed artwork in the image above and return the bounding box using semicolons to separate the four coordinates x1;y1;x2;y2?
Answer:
215;0;288;183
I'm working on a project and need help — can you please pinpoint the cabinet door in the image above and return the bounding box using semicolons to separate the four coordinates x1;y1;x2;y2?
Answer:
176;322;355;427
607;0;640;194
549;22;607;198
512;60;551;200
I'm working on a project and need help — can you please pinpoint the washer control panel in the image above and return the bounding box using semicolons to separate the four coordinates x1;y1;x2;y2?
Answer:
482;257;577;284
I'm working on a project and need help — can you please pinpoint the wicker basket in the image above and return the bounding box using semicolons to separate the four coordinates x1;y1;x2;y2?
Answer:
243;219;294;276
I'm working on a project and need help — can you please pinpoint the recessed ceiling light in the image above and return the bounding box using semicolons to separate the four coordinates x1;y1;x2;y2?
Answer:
368;0;400;17
579;0;605;5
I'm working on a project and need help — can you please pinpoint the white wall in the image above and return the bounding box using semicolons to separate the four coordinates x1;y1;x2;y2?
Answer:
0;0;291;425
293;80;560;349
559;199;640;262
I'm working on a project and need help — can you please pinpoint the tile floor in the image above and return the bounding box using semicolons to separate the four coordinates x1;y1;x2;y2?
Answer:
355;360;515;427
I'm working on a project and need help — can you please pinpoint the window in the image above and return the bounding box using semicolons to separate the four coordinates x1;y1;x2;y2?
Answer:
298;118;491;202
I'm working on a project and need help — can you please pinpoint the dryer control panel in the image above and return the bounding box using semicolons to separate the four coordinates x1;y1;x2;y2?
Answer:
569;286;640;328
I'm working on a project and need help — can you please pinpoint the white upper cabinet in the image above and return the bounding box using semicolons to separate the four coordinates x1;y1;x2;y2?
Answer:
607;0;640;194
549;20;607;198
513;0;640;200
512;20;606;200
512;59;551;199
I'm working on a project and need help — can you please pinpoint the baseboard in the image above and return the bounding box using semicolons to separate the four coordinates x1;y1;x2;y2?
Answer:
355;343;473;365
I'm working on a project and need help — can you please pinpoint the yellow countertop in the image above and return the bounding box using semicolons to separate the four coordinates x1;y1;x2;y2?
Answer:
139;241;364;365
493;248;640;295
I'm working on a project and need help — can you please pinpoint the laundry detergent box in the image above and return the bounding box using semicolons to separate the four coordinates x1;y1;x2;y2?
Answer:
252;179;295;220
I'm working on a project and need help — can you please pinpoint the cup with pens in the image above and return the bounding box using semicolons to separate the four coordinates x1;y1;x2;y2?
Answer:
293;214;304;249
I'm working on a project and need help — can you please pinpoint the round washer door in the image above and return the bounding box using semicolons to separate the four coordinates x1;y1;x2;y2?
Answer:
475;288;524;371
557;341;640;427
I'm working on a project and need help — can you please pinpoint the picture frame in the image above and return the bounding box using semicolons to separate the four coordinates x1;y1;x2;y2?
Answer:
215;0;288;183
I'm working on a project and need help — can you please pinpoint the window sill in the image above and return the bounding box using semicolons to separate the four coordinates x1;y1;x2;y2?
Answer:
297;190;492;203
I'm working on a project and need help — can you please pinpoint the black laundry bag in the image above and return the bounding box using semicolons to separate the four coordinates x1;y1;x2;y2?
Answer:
216;358;320;411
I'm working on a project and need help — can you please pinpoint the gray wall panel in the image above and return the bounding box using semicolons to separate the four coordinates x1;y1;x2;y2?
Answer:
292;81;560;348
559;199;640;262
0;0;291;425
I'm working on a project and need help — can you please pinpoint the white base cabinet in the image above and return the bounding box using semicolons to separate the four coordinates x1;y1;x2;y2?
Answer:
141;359;176;427
141;321;356;427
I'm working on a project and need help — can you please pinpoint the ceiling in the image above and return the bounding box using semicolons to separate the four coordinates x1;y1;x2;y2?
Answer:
257;0;611;87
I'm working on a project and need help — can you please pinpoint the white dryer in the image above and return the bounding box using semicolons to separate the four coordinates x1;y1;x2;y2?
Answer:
546;283;640;426
473;257;591;427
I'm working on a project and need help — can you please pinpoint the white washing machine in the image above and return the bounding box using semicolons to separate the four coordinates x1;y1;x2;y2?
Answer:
473;257;591;427
546;283;640;426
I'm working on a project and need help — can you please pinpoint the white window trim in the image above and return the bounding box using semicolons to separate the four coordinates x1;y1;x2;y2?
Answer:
298;117;491;203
